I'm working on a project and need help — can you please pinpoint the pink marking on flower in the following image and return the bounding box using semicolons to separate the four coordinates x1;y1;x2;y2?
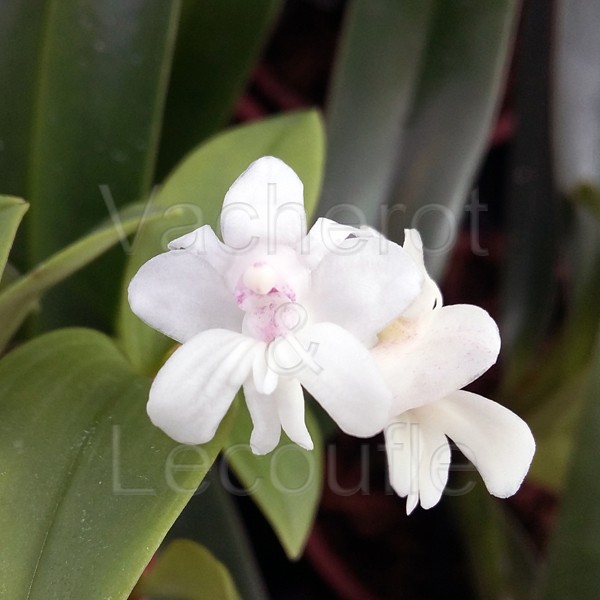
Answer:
232;261;302;342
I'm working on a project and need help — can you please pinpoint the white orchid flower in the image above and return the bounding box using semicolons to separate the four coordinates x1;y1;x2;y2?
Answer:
372;229;535;514
128;157;422;454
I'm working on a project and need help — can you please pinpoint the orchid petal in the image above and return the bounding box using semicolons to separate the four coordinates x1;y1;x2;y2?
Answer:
374;304;500;413
406;493;419;515
252;349;279;395
295;322;392;437
220;156;306;250
302;218;365;269
308;235;422;345
168;224;232;274
401;229;443;319
385;412;450;514
417;422;451;511
276;377;313;450
421;390;535;498
128;248;242;343
385;413;419;501
147;330;258;444
243;379;282;455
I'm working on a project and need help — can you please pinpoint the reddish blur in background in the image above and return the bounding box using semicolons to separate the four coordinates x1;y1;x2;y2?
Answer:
220;1;558;598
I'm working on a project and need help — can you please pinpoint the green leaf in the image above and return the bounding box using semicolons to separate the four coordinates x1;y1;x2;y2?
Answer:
539;336;600;599
138;539;242;600
320;0;518;278
225;398;323;559
570;184;600;224
118;111;325;375
526;369;589;490
550;206;600;395
500;0;558;392
166;471;268;600
156;0;282;179
553;0;600;200
0;328;230;599
27;0;181;329
320;0;435;226
0;196;28;278
386;0;517;278
0;263;21;292
510;0;600;406
0;1;46;197
454;484;536;600
0;203;168;352
529;0;600;394
502;207;600;414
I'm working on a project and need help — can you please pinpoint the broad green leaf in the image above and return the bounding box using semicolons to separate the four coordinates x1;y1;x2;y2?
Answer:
540;337;600;599
27;0;181;330
166;471;268;600
502;211;600;411
526;369;589;490
0;196;28;278
137;539;242;600
0;328;230;599
510;0;600;405
0;203;170;352
0;1;46;197
500;0;558;392
388;0;517;278
320;0;518;278
156;0;282;179
118;111;325;375
320;0;435;226
553;0;600;200
559;207;600;378
570;184;600;224
520;0;600;400
454;483;536;600
0;263;21;292
225;398;323;559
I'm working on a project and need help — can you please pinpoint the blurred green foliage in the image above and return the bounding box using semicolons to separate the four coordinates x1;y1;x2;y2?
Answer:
0;0;600;598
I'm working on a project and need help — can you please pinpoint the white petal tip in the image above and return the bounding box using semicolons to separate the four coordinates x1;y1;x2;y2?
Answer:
480;416;536;499
282;424;314;452
344;419;389;439
297;439;314;451
491;487;520;500
249;433;280;456
256;374;279;396
167;230;196;250
147;404;214;446
250;444;269;456
149;420;213;446
403;228;423;251
487;461;534;499
406;494;419;515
